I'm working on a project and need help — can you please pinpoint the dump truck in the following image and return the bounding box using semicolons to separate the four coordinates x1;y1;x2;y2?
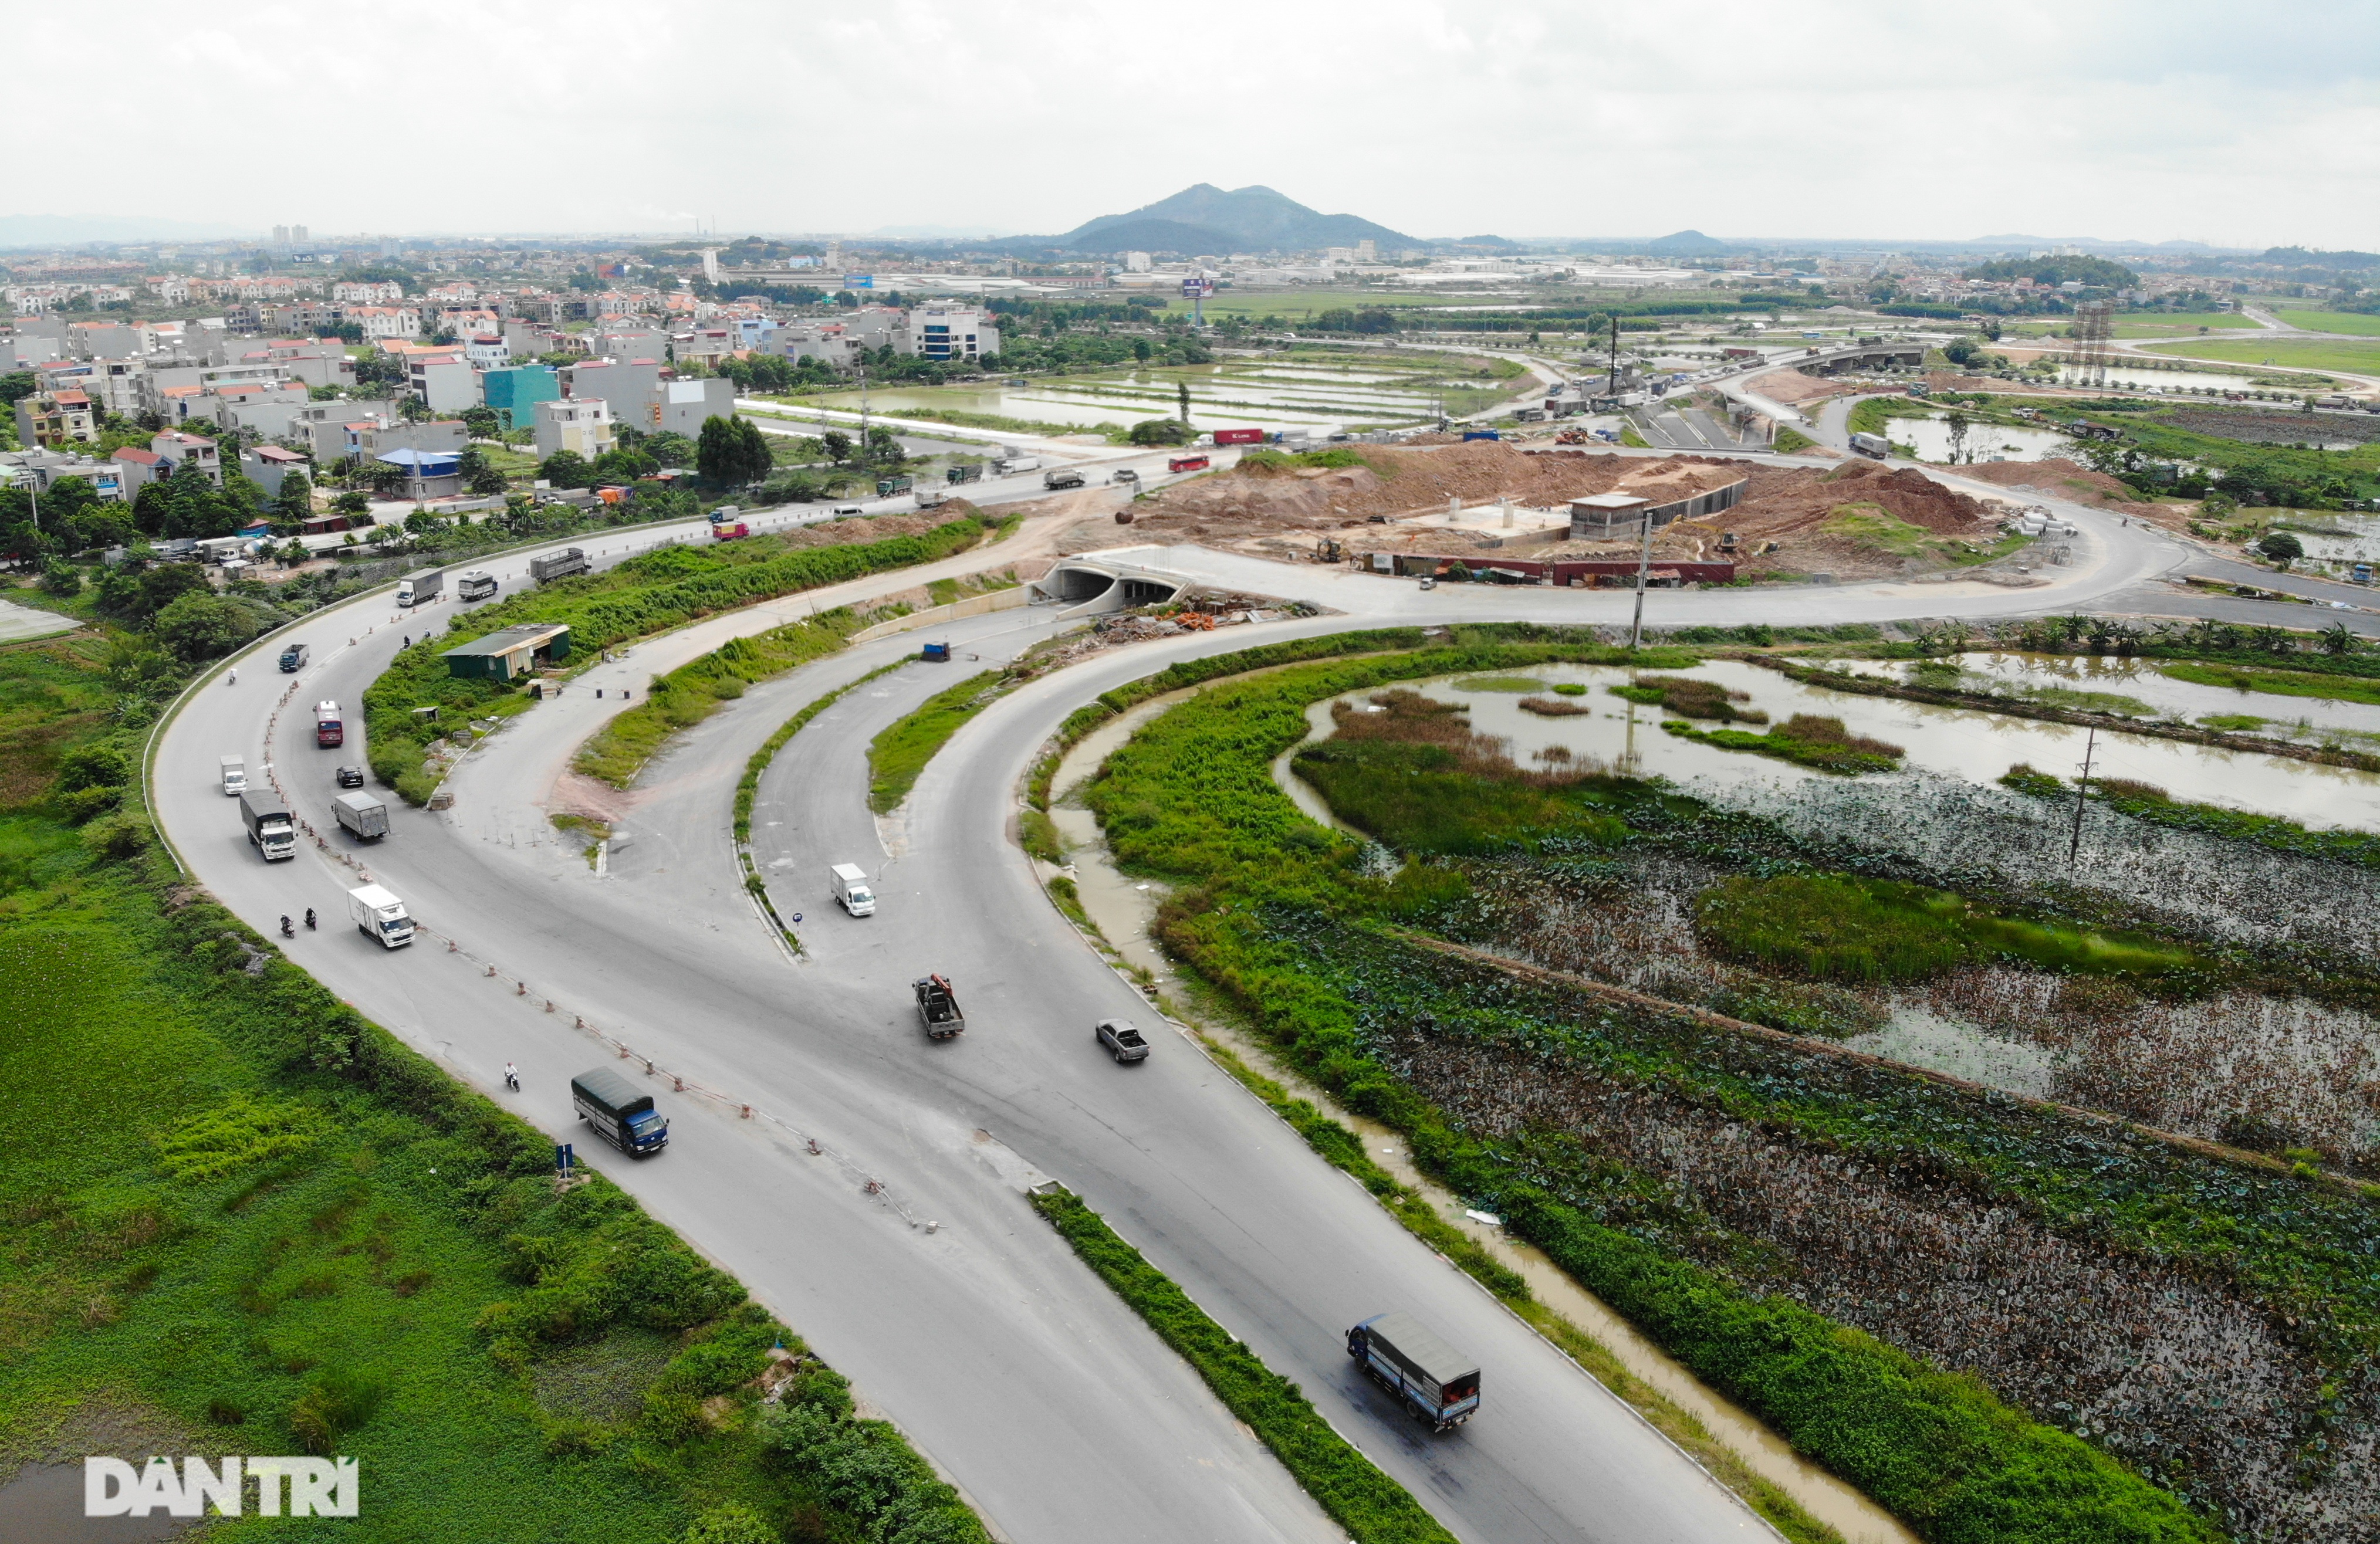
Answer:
914;974;964;1039
571;1065;669;1157
1347;1312;1480;1431
347;883;414;947
239;791;295;861
315;700;344;747
279;641;309;672
332;790;389;841
395;567;442;607
529;547;590;584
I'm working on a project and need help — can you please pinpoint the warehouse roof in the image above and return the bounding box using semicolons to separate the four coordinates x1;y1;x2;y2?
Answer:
441;622;570;660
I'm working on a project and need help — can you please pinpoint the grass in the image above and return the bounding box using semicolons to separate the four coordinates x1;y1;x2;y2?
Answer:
363;516;989;804
574;611;865;788
1027;1187;1459;1544
1452;675;1546;692
2109;313;2263;337
1662;713;1905;774
2159;660;2380;706
1071;640;2240;1544
1618;674;1764;722
2002;761;2380;871
2270;309;2380;337
865;669;1008;814
2141;336;2380;377
1772;427;1818;454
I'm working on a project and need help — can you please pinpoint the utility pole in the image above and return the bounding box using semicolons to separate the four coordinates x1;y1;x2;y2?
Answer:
2067;724;2097;866
1607;313;1621;396
1627;507;1655;649
857;356;870;475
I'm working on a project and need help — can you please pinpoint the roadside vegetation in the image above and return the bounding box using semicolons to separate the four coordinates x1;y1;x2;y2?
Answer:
865;671;1008;814
363;516;990;803
1053;624;2380;1543
0;629;988;1543
1028;1186;1458;1544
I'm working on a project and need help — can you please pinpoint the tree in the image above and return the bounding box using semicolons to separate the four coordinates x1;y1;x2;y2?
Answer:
1127;418;1192;446
1132;337;1152;362
40;558;82;597
2257;530;2304;566
152;591;256;661
819;430;853;465
1177;380;1191;425
460;405;501;439
276;471;315;522
678;1503;774;1544
540;450;593;489
1944;410;1971;463
645;431;697;466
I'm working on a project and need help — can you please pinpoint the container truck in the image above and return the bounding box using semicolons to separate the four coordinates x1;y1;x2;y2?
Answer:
219;755;247;797
347;883;414;947
1346;1312;1481;1431
239;791;295;861
457;570;498;601
711;520;750;540
571;1065;669;1156
332;791;390;841
315;700;344;747
1849;432;1892;459
993;455;1041;475
1213;428;1266;446
529;547;590;584
831;863;877;916
395;568;442;607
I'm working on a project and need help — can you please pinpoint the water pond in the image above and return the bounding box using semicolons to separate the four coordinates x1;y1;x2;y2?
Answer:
1297;659;2380;833
1889;415;2074;463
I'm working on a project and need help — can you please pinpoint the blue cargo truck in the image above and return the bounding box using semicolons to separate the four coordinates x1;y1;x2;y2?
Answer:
571;1066;670;1157
1347;1312;1480;1431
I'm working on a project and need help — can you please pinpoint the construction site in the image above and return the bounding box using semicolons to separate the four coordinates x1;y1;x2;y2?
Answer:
1026;439;2033;585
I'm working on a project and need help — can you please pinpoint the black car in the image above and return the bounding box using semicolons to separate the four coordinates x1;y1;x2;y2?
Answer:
1095;1018;1150;1063
335;766;365;788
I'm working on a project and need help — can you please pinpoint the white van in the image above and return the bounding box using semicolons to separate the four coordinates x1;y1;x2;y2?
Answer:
219;755;246;797
347;883;415;947
830;863;876;917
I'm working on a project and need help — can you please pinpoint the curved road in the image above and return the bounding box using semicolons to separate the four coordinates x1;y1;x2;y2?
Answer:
153;476;2272;1540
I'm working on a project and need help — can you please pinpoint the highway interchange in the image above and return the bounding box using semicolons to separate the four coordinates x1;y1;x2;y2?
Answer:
148;362;2375;1543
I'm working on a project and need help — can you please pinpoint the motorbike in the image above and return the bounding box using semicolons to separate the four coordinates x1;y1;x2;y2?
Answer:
279;915;295;938
304;908;317;930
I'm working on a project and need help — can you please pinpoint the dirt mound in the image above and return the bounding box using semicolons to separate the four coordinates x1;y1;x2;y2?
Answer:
774;509;966;550
1752;370;1847;405
1947;458;2169;518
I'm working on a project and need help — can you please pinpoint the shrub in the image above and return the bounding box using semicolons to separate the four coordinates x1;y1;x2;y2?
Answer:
1696;873;1972;983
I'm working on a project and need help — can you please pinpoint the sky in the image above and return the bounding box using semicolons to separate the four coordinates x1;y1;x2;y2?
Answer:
9;0;2378;250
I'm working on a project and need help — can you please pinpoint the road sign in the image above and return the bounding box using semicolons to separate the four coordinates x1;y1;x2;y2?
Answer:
555;1142;573;1174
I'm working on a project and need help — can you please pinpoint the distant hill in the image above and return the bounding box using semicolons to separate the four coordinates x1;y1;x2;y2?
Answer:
1642;229;1730;256
1057;184;1415;255
0;213;253;248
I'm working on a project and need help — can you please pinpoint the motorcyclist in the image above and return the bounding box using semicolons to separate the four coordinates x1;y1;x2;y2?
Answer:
304;908;317;930
503;1062;520;1092
279;915;293;937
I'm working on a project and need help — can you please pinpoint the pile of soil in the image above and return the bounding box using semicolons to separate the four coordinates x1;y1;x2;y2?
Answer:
772;503;979;550
1947;459;2172;521
1753;369;1848;405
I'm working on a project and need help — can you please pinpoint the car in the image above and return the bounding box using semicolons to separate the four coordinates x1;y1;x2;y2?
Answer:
830;504;864;516
1095;1018;1150;1063
1110;468;1140;485
335;765;366;788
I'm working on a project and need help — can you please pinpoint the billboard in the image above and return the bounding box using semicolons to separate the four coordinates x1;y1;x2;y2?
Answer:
1181;276;1215;299
844;274;875;289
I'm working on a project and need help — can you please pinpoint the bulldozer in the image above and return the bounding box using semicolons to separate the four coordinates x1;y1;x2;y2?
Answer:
1315;536;1345;563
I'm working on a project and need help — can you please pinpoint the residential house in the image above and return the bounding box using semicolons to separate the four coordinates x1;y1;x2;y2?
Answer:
564;357;662;416
464;333;509;370
374;448;461;502
911;305;998;361
333;280;404;304
346;305;422;340
534;397;614;462
670;327;735;368
356;420;466;461
238;444;312;496
481;365;559;432
15;389;97;447
2;448;128;501
649;377;736;439
150;432;222;487
407;351;481;414
109;446;168;494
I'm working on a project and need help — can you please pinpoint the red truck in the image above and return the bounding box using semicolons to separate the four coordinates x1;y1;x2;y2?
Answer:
711;521;749;540
1213;428;1266;446
315;700;344;748
1167;454;1211;473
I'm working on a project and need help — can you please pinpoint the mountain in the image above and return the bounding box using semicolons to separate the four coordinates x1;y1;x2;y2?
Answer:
1059;185;1416;255
0;213;255;248
1641;229;1730;256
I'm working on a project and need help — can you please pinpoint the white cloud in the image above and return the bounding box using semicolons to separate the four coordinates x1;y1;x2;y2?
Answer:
5;0;2374;247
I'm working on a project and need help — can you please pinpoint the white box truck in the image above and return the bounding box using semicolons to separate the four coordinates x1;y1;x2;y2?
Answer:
347;883;414;947
219;755;246;797
396;568;442;607
830;863;876;917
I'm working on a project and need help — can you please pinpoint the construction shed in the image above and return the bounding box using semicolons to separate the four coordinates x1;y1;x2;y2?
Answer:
442;622;571;682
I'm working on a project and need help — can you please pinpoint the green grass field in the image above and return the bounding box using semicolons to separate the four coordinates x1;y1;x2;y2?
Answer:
2112;313;2263;337
2142;335;2380;377
2272;309;2380;337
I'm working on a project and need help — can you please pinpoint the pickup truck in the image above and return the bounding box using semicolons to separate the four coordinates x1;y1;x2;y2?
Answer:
1094;1018;1150;1063
1347;1312;1481;1431
914;974;965;1039
571;1065;669;1156
1043;468;1086;490
240;791;295;861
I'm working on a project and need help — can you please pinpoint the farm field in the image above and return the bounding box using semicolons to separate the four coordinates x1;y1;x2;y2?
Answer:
2143;334;2380;377
2271;309;2380;337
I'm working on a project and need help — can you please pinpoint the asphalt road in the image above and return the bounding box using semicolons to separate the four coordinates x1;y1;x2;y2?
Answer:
151;447;2360;1542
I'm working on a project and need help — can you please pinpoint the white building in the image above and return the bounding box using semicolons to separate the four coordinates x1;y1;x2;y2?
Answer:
911;305;998;362
1123;251;1151;272
535;397;615;461
333;280;404;303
